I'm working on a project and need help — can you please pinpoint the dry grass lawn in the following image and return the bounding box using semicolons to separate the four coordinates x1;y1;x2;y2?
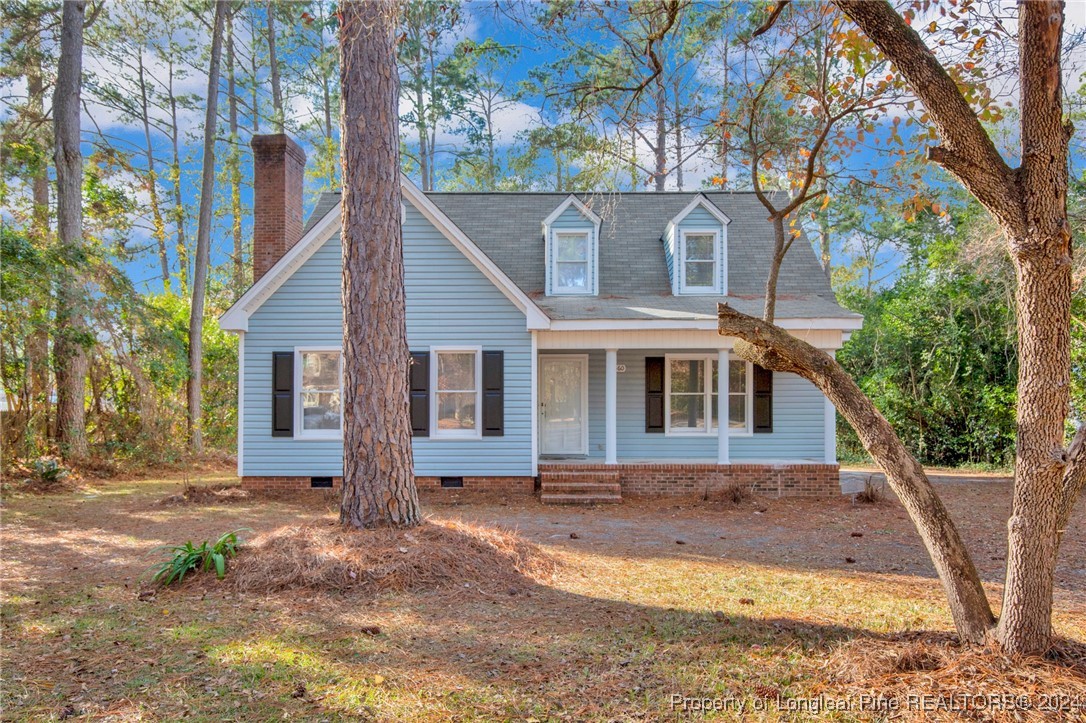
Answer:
2;467;1084;721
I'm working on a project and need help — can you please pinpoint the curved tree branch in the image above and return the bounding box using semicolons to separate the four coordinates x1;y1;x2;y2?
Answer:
834;0;1024;236
717;302;996;642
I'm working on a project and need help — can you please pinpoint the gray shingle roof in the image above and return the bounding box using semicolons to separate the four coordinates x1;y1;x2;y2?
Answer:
303;190;858;322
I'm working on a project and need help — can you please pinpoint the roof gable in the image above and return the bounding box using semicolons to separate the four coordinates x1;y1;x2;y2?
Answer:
219;177;550;332
665;194;731;234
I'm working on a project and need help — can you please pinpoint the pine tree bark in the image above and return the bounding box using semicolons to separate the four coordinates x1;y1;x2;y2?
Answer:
339;0;421;528
53;0;90;461
26;17;51;452
226;8;244;293
167;57;189;293
187;0;227;454
266;1;284;133
137;50;170;288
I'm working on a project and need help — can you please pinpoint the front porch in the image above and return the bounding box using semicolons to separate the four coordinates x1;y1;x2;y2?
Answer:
537;461;841;501
532;333;841;500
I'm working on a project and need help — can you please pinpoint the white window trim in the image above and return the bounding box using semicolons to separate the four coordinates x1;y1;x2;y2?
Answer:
429;346;483;440
678;228;722;295
551;229;594;295
664;353;752;436
294;346;343;440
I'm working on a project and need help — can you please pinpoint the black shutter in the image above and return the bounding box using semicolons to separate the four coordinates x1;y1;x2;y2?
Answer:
645;356;665;433
482;350;504;436
409;351;429;437
272;352;294;437
753;364;773;434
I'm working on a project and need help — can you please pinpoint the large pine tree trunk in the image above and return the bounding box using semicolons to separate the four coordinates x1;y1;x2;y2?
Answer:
339;0;421;529
53;0;89;462
187;0;227;454
26;18;51;452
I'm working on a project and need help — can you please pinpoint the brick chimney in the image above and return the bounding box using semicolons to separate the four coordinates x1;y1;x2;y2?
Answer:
251;134;307;282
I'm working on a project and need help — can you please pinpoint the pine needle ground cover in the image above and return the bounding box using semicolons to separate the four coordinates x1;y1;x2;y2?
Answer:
1;470;1083;721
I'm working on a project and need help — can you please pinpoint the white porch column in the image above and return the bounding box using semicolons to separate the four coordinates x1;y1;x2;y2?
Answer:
605;348;618;465
717;349;730;464
824;349;837;463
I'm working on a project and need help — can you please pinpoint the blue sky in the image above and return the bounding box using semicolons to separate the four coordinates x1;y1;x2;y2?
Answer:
3;0;1084;296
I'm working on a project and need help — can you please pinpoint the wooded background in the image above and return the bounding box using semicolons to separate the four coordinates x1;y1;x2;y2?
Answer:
2;0;1083;470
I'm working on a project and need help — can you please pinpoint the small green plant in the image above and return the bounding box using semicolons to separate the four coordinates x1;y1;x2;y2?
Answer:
28;458;69;485
147;529;249;585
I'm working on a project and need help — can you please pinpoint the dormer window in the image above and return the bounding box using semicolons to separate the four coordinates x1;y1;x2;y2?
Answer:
680;229;720;293
554;231;590;292
665;195;730;296
543;195;602;296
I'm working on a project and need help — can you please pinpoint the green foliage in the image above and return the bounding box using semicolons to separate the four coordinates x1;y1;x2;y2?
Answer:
148;529;249;586
836;203;1019;469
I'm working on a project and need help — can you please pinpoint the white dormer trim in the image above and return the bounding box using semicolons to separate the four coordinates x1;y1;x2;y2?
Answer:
219;176;552;332
666;194;732;231
543;194;602;297
666;194;730;296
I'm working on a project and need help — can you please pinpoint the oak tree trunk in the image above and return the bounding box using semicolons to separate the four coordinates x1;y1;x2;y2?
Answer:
53;0;89;461
993;0;1071;653
814;0;1078;654
187;0;227;454
339;0;421;529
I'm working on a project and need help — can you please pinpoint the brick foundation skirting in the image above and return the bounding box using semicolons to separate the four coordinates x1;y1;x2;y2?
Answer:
242;464;839;498
241;475;535;494
540;463;841;498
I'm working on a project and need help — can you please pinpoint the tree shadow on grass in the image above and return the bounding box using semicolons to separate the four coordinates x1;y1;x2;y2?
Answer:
5;507;1086;721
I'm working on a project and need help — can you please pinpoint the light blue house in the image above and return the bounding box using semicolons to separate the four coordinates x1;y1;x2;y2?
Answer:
220;134;861;500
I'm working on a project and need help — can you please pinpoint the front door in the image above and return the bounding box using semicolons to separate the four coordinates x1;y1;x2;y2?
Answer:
540;355;588;456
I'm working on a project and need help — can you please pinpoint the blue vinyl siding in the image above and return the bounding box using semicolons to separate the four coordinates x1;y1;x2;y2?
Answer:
546;203;597;295
241;202;532;478
563;349;826;462
663;225;677;289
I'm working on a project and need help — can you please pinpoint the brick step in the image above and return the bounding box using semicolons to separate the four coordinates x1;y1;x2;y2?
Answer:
540;481;622;495
539;470;621;482
540;493;623;505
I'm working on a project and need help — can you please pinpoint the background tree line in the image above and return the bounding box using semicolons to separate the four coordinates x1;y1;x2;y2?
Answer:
1;0;1083;471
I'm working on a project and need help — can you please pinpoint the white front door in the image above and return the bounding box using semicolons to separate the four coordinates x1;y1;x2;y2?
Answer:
540;355;588;456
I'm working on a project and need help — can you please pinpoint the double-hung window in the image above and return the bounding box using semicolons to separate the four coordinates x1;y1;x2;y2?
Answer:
296;348;342;438
553;231;590;293
680;230;720;293
432;348;481;438
666;355;751;434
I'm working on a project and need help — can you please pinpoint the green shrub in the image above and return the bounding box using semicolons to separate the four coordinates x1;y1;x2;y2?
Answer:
148;529;249;585
29;458;69;485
